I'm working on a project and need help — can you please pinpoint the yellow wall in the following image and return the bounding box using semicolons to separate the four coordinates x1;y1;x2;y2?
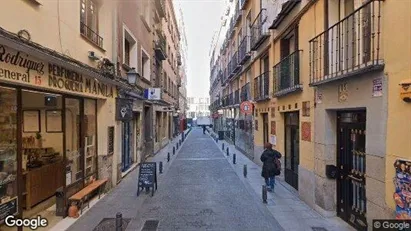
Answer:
0;0;114;69
383;0;411;210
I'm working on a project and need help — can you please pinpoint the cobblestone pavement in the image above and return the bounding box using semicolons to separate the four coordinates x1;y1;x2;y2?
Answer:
66;128;282;231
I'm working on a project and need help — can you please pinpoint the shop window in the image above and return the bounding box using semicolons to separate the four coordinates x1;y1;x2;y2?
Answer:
123;27;137;69
84;99;97;184
22;90;64;210
0;87;18;216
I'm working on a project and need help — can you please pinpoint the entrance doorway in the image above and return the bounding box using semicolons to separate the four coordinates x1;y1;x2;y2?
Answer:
262;113;269;145
284;112;299;190
121;121;133;172
337;111;367;230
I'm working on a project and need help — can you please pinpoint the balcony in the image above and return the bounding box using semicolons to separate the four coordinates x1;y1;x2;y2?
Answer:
273;50;302;97
228;59;234;79
254;72;270;101
239;36;251;65
80;22;103;49
234;0;242;25
240;83;251;102
229;18;236;39
231;51;241;76
234;90;240;105
228;93;234;106
155;0;165;17
309;0;384;86
177;77;182;87
250;9;270;51
240;0;248;10
155;31;167;61
269;0;301;29
177;53;182;66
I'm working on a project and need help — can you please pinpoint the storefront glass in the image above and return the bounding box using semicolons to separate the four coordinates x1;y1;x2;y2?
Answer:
84;99;97;183
0;86;18;219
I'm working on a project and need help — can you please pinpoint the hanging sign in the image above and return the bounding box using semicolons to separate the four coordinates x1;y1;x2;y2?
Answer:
240;101;253;115
115;98;133;121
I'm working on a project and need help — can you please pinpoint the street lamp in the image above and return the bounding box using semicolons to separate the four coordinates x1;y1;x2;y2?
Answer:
126;67;139;85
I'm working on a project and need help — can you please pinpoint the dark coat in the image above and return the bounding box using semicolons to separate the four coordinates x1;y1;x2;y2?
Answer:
260;149;282;178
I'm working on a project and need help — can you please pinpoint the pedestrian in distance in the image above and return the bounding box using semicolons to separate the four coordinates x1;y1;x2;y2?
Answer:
202;125;207;134
260;143;282;192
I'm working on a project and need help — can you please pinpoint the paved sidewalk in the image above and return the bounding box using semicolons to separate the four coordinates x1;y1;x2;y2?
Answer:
52;129;192;231
65;128;283;231
208;130;355;231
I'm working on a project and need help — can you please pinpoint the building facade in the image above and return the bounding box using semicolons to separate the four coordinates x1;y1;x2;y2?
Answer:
186;97;210;119
209;0;411;230
0;0;186;226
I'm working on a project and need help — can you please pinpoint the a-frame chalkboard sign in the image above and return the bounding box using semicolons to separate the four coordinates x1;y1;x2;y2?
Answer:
137;162;157;196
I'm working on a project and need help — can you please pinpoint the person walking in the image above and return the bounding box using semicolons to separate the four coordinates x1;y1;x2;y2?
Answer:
260;143;282;192
202;125;207;134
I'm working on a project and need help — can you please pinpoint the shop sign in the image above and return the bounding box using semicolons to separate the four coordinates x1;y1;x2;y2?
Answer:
115;98;133;121
0;44;115;98
0;197;18;223
372;77;383;97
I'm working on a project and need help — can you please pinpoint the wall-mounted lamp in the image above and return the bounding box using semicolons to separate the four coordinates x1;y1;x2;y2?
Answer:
127;68;139;85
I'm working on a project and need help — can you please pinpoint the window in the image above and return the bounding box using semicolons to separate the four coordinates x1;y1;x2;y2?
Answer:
123;27;137;69
80;0;102;47
141;48;150;81
302;101;310;117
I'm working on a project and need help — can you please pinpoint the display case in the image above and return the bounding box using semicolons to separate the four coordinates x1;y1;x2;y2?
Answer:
84;136;95;177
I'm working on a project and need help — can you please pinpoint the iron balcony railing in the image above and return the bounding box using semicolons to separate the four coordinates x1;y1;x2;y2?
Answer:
309;0;383;85
231;51;241;76
155;30;167;60
254;71;270;101
234;90;240;105
155;0;165;17
250;9;270;51
228;59;234;79
234;0;242;24
273;50;302;97
240;83;250;102
239;36;251;65
80;22;103;48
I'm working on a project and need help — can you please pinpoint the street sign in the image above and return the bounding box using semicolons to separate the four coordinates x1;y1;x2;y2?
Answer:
137;162;157;196
240;101;253;115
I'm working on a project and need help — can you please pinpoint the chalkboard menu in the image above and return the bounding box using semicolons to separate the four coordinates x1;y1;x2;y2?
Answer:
0;197;17;223
137;162;157;196
107;126;114;155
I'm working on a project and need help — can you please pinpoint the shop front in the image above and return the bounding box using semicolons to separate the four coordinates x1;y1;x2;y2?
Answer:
0;42;121;227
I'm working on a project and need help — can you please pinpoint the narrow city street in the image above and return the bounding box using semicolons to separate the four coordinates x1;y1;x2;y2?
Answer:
62;128;354;231
66;128;282;231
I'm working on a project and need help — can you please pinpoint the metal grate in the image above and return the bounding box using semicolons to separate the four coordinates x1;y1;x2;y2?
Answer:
93;218;130;231
141;220;160;231
311;227;328;231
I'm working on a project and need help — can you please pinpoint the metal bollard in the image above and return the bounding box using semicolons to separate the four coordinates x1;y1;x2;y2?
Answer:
177;143;179;150
222;143;224;150
233;153;236;164
243;164;247;178
226;147;229;156
159;162;163;174
262;185;267;203
216;138;218;143
116;212;122;231
167;152;170;162
173;147;175;155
